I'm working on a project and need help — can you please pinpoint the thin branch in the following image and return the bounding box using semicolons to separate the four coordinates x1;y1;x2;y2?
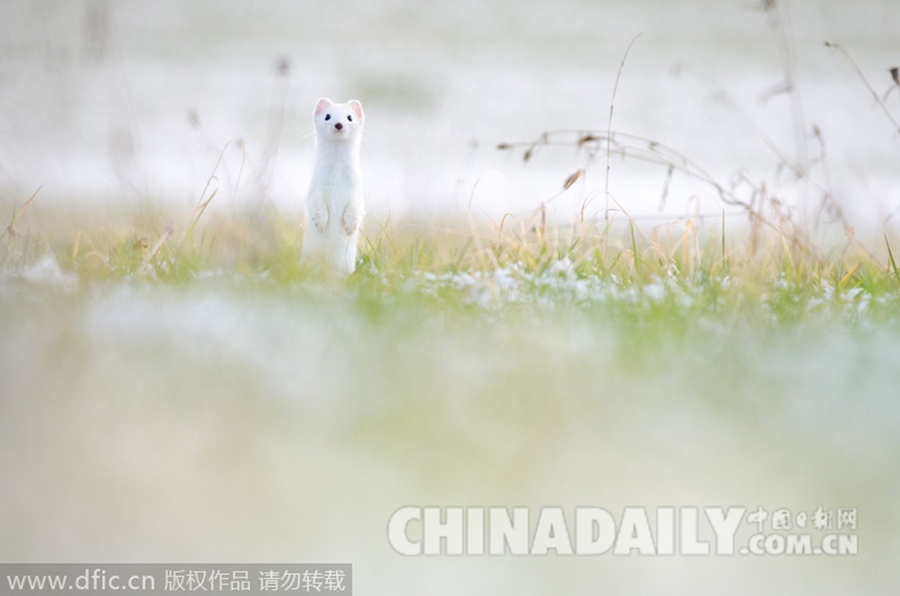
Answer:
605;33;643;222
826;41;900;136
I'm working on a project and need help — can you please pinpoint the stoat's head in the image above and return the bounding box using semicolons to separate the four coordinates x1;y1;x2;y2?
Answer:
313;98;364;143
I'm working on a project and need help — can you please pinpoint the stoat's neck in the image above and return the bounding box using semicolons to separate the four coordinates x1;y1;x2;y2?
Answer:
315;137;361;165
312;137;361;184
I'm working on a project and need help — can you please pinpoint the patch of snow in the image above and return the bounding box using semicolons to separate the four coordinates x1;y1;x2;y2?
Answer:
1;256;78;293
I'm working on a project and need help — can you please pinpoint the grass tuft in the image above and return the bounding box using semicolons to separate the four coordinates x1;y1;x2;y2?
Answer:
2;192;898;332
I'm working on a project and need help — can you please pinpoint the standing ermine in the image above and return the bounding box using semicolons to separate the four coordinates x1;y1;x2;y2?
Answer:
301;97;365;274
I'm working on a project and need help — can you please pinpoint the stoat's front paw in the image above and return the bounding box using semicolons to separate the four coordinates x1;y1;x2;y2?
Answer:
341;211;360;236
311;209;329;233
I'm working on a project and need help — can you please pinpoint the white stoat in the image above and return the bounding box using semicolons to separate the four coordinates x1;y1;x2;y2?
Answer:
301;97;365;274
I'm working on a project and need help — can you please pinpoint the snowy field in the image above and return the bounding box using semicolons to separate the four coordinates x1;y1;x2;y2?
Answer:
2;1;900;595
1;0;898;227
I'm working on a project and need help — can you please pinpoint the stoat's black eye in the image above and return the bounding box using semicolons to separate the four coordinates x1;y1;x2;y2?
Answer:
347;115;353;122
324;114;331;121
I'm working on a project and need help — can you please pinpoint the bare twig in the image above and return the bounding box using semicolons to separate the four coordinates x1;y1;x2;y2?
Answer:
497;128;825;258
826;41;900;136
764;0;808;179
605;33;643;222
253;56;293;206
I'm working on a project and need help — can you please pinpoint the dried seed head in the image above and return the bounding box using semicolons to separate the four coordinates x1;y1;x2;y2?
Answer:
563;167;585;190
275;57;291;76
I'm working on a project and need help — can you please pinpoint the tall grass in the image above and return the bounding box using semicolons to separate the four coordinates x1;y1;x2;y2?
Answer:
2;190;898;331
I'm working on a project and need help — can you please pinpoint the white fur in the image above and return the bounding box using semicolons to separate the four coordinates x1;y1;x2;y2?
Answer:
301;98;365;274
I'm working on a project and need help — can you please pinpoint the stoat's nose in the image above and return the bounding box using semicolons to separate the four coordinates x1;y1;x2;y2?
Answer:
334;122;343;131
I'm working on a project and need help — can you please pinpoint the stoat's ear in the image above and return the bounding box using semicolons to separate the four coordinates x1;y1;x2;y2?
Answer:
314;98;333;115
348;100;364;121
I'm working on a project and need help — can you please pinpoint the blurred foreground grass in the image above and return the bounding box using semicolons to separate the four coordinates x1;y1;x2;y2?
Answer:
1;198;900;593
3;197;900;326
